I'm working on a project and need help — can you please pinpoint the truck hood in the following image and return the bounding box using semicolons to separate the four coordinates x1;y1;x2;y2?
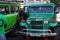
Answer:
28;13;54;21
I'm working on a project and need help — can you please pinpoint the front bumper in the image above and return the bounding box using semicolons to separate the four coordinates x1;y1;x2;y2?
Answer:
29;33;56;37
18;29;57;37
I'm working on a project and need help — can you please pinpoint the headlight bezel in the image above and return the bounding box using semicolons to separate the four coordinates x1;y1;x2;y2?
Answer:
44;20;48;24
26;20;31;24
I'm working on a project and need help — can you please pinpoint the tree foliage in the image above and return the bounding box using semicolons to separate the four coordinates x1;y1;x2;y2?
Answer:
51;0;60;6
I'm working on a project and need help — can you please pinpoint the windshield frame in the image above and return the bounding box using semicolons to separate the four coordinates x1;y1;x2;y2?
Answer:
28;6;53;13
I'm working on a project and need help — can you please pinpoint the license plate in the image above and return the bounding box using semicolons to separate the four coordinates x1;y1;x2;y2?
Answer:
30;33;57;36
30;33;42;36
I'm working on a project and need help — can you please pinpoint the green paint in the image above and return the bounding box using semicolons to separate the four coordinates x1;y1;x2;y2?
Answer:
5;13;18;30
0;3;20;33
20;3;57;34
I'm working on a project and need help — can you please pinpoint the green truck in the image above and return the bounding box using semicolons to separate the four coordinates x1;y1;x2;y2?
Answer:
19;3;60;40
0;2;20;34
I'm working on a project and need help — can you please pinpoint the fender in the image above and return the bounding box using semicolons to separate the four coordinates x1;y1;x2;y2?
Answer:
49;22;57;27
0;19;4;27
19;22;28;29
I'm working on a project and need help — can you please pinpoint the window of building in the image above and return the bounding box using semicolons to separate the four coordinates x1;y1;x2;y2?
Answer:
29;0;34;3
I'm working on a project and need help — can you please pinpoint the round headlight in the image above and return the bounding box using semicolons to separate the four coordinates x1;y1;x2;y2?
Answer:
44;20;48;24
26;20;30;24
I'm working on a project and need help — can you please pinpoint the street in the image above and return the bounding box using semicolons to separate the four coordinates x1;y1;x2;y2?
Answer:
6;31;54;40
6;31;19;40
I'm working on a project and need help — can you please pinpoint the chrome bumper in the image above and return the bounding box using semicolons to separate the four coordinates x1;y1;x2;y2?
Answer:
18;29;57;37
29;33;56;37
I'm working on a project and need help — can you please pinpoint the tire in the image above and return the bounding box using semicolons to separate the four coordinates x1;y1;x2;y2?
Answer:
18;26;26;40
9;23;18;37
54;27;60;40
6;23;18;37
30;37;43;40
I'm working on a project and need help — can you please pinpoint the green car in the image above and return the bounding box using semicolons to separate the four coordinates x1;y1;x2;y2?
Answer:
0;2;20;34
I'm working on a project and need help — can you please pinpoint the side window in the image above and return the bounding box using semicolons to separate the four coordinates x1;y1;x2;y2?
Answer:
5;7;9;14
11;7;19;13
0;6;9;15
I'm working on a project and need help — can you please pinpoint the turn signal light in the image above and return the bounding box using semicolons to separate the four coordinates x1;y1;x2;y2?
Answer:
21;19;25;22
52;19;57;22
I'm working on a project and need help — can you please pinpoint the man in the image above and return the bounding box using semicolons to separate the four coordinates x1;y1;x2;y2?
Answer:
0;8;7;40
18;8;29;22
17;8;29;40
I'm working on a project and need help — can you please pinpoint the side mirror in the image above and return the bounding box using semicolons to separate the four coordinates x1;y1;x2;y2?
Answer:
55;12;59;14
55;7;60;14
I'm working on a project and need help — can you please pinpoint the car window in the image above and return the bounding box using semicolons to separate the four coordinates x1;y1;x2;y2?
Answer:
11;6;19;13
0;6;9;15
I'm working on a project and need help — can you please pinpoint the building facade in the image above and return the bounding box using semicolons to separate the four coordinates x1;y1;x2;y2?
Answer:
0;0;24;2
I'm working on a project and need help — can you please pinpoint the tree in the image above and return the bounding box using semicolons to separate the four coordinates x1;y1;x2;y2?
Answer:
51;0;60;6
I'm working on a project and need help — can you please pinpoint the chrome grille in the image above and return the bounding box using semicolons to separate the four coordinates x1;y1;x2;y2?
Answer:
31;21;43;29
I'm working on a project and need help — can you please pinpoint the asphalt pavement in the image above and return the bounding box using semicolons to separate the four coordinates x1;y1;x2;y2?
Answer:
5;31;54;40
6;34;19;40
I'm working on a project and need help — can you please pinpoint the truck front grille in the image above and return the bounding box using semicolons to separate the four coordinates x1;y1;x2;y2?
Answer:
31;21;43;29
31;21;43;25
32;26;43;29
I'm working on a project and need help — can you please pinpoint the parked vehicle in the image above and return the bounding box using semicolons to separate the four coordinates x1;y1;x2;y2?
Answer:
0;2;20;34
19;2;60;40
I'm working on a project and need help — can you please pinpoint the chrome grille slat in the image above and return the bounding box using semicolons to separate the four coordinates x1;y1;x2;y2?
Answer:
31;21;43;29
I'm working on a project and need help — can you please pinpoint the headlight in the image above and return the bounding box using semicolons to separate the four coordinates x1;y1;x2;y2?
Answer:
44;20;48;24
26;20;30;24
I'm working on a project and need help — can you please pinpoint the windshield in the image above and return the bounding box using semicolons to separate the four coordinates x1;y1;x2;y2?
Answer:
28;6;53;13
